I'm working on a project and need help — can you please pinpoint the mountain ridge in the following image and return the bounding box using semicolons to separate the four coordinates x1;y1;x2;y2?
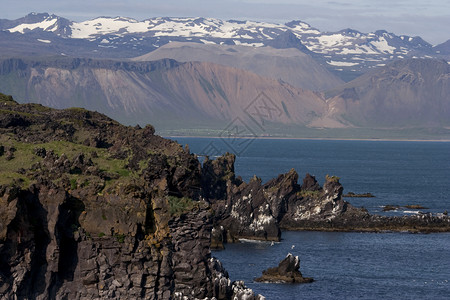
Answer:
0;56;336;132
0;56;449;139
134;42;344;91
324;59;450;128
1;13;448;80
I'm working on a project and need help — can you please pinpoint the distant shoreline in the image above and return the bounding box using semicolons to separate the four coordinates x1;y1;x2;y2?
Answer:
165;135;450;142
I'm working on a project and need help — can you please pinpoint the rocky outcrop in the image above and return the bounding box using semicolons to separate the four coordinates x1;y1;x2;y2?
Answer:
343;192;375;198
205;154;450;244
0;95;262;299
0;184;262;299
169;207;262;300
207;156;351;245
201;153;237;201
255;253;313;283
286;209;450;233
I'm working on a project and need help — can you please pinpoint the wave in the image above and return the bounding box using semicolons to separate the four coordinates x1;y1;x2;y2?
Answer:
239;238;280;245
403;210;421;215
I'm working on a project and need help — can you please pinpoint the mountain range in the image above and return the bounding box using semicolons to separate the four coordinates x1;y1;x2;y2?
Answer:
133;42;344;91
1;13;449;80
0;57;330;130
0;13;449;139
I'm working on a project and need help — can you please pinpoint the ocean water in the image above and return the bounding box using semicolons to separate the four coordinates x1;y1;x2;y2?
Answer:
172;138;450;299
214;231;450;299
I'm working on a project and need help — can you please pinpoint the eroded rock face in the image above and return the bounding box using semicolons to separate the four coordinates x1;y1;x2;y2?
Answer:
0;98;262;300
201;153;237;201
0;173;263;300
206;157;351;244
205;154;450;242
280;175;347;225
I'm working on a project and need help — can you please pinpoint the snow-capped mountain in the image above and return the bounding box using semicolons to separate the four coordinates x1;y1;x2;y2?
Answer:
0;12;72;36
0;13;447;80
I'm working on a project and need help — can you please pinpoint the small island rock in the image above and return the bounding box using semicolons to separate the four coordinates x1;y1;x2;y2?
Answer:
255;253;314;283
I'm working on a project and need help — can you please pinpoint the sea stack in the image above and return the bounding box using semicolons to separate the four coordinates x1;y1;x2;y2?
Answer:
255;253;314;283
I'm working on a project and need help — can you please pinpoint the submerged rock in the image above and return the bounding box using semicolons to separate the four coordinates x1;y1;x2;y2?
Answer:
343;192;375;198
255;253;314;283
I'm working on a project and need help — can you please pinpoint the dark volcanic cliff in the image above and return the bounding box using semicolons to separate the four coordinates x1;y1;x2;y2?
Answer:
0;93;262;299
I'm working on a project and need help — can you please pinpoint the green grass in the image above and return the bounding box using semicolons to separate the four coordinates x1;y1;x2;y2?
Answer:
66;107;90;113
298;190;321;198
0;93;15;103
326;174;340;182
0;137;39;186
0;109;38;118
70;178;77;190
115;233;126;243
23;103;52;112
0;171;31;187
0;137;135;188
168;196;196;216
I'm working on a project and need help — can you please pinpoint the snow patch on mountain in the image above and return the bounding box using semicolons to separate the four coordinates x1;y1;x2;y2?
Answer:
8;17;58;33
233;40;264;47
200;39;216;45
370;37;396;54
71;17;150;38
327;61;359;67
338;46;377;55
68;17;289;40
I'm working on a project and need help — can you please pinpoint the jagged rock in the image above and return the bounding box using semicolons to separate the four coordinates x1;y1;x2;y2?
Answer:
33;147;46;158
0;171;243;300
0;113;30;128
5;148;14;160
383;205;400;211
207;160;351;242
0;96;262;300
255;253;313;283
231;281;266;300
201;152;237;200
210;226;226;250
301;173;321;191
211;174;281;242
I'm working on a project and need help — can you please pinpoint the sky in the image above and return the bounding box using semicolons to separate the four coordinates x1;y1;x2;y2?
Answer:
2;0;449;45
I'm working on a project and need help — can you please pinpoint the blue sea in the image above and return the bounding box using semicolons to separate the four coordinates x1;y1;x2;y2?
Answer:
173;138;450;299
